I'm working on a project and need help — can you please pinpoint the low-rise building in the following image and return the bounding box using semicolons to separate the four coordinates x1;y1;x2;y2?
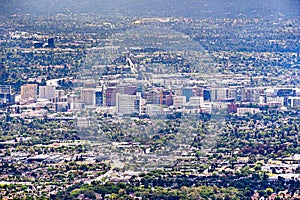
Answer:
237;107;261;116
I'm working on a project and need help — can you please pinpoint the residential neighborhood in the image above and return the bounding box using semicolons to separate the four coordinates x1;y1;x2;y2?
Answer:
0;0;300;199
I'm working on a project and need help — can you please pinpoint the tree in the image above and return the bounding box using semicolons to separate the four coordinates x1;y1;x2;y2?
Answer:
265;188;274;196
84;190;96;199
118;188;126;196
188;191;200;200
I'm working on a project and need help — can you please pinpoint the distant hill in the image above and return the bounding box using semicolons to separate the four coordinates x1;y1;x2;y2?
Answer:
1;0;299;19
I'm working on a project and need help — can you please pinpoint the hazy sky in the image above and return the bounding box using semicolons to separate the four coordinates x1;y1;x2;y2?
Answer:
1;0;300;19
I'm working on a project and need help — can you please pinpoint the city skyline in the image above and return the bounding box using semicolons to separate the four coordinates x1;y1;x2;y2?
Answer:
0;1;299;199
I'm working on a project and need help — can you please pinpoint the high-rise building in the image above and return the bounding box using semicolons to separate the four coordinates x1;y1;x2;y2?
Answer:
55;89;65;98
80;88;95;106
288;97;300;107
210;88;227;102
106;87;117;106
164;91;174;106
125;86;137;95
210;87;238;102
116;93;141;115
259;94;267;105
228;103;238;113
21;84;38;101
47;38;55;48
0;85;14;105
83;79;97;88
145;90;160;105
182;87;193;102
203;89;210;101
95;89;103;106
39;86;55;100
242;87;265;103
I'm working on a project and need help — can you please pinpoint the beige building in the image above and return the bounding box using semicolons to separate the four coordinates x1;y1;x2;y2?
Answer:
21;84;38;101
80;88;96;106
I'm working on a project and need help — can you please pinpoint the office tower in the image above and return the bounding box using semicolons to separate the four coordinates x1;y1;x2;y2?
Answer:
182;87;193;102
210;87;237;102
164;91;174;106
95;89;103;106
125;86;137;95
39;86;55;100
210;88;225;102
116;93;141;115
106;87;117;106
288;97;300;108
243;87;264;103
80;88;95;106
228;103;238;113
21;84;38;101
83;79;97;88
145;90;160;105
0;85;14;105
203;89;210;101
48;37;55;48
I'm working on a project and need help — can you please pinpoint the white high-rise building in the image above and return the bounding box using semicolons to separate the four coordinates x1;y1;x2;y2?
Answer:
39;86;55;99
116;93;141;115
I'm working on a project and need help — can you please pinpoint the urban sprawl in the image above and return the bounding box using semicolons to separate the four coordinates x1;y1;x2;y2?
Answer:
0;13;300;199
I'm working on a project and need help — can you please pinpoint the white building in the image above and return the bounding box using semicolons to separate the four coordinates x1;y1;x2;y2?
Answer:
266;96;284;107
237;108;261;116
288;97;300;107
55;89;65;98
259;94;267;105
116;93;141;115
210;88;227;102
39;86;56;99
200;103;212;114
145;104;172;117
188;96;203;107
173;96;186;108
